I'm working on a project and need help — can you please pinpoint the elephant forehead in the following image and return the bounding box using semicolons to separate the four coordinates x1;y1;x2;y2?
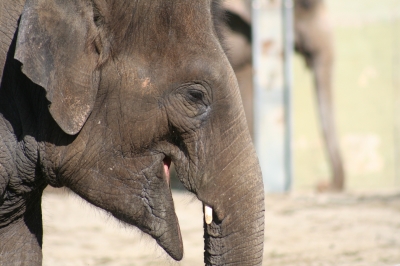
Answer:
111;53;230;93
101;0;223;56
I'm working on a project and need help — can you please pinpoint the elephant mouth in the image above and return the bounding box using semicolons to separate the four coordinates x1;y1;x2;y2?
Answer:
163;156;172;185
155;140;189;189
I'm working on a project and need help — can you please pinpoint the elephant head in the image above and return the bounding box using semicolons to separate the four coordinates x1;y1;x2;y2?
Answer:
0;0;264;265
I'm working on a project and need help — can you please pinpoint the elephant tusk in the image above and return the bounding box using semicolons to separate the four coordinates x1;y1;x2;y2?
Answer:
204;205;213;224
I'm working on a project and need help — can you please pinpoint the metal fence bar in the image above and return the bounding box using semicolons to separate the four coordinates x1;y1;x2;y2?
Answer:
252;0;284;192
252;0;293;192
282;0;294;191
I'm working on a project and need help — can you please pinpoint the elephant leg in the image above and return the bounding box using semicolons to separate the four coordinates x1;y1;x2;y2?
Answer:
295;0;345;191
0;190;44;266
312;55;345;191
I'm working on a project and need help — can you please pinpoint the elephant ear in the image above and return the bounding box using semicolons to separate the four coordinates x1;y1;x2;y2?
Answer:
15;0;100;135
0;0;25;81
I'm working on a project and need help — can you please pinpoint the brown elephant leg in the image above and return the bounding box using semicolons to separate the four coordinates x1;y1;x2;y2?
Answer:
312;54;345;190
295;0;345;190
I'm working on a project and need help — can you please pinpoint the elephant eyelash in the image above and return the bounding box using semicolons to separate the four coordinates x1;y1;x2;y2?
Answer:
181;82;212;106
186;89;206;104
92;2;104;27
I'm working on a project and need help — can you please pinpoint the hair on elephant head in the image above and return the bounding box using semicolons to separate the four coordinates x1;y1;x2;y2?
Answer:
0;0;265;265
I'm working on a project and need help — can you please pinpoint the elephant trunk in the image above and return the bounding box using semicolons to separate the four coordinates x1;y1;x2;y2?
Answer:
196;86;265;265
202;159;264;265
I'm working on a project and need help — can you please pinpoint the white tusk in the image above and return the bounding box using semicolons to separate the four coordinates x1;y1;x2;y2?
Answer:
204;205;213;224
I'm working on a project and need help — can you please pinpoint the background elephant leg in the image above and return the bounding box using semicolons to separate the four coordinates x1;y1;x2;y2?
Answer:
313;56;345;191
295;0;345;191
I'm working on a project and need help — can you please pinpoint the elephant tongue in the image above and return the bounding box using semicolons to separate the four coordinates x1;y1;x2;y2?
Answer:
163;157;171;184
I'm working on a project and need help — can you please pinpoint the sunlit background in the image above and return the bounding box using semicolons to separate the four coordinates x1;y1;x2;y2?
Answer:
293;0;400;190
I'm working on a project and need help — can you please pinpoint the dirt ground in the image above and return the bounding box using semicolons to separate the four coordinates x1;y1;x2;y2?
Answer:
41;189;400;266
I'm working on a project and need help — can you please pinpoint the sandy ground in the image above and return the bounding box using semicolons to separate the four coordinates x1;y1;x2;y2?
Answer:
42;189;400;266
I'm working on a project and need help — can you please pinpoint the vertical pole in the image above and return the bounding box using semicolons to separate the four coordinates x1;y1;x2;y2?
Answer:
393;17;400;186
252;0;284;192
282;0;294;191
252;0;293;192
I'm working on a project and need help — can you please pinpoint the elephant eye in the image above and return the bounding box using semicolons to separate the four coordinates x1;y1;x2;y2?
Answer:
187;89;205;104
172;83;211;119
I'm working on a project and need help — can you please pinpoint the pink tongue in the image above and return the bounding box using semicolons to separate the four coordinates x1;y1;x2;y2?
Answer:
163;158;171;184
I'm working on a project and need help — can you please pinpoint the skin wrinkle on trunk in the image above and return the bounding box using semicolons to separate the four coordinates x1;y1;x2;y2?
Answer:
198;85;264;265
204;205;264;265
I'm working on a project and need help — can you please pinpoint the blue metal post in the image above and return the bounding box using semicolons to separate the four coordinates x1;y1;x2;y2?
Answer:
251;0;293;192
282;0;294;191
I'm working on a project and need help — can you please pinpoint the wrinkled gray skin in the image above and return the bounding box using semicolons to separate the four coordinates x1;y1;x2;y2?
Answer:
223;0;345;190
0;1;265;265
